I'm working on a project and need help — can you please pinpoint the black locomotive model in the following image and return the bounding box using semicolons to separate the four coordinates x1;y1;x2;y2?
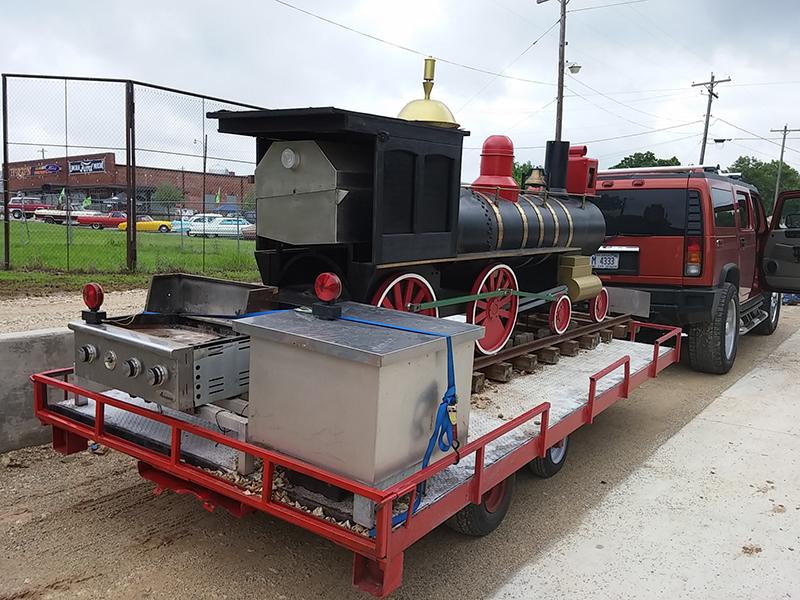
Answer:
211;62;608;355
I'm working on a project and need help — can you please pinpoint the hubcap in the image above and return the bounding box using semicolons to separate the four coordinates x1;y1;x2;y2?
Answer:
549;438;567;464
770;292;780;325
724;295;737;359
482;480;507;513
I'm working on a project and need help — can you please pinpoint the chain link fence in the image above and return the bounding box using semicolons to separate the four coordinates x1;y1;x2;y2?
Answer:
1;75;262;275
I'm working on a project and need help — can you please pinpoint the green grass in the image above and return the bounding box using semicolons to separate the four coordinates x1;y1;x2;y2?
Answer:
0;220;262;297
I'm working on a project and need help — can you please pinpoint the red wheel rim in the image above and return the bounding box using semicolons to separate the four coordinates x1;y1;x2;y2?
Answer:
549;294;572;335
467;264;519;355
482;479;507;513
590;287;609;322
370;273;439;317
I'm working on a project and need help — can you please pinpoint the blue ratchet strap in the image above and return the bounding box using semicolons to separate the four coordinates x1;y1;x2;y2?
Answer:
340;316;460;531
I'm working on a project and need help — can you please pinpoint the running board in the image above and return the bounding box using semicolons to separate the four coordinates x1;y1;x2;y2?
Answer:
739;308;768;335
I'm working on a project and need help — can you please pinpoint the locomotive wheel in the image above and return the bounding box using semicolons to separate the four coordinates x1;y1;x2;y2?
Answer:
589;287;609;323
548;294;572;335
468;264;519;355
370;272;439;317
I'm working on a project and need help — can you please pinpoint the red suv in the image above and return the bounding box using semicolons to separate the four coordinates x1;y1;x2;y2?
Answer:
591;166;798;374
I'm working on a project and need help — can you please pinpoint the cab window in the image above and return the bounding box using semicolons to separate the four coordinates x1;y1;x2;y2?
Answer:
711;187;736;228
777;196;800;229
736;191;752;231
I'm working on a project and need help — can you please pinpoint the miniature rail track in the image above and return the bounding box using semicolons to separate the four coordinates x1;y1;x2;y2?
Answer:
473;312;634;372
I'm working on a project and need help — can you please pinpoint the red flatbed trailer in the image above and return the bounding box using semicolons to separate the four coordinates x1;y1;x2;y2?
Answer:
32;322;680;598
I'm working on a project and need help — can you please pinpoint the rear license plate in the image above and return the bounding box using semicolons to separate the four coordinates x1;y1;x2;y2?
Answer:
591;253;620;270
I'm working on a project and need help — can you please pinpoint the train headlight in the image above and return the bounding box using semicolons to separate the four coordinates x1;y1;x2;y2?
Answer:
280;148;300;169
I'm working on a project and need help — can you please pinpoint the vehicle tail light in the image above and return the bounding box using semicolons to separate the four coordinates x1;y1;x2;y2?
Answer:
82;283;105;311
314;273;342;303
684;236;702;276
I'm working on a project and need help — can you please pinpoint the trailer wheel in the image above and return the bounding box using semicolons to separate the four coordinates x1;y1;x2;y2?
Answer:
529;435;569;478
446;473;515;536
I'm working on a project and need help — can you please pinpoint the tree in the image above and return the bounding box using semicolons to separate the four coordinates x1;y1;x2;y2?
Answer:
727;156;800;216
610;151;680;169
152;182;184;215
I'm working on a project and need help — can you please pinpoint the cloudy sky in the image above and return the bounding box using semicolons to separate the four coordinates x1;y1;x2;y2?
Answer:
3;0;800;180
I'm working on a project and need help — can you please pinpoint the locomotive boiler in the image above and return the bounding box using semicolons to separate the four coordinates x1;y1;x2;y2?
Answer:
211;59;608;354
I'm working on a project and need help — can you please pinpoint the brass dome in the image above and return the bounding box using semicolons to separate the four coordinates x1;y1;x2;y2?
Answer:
398;57;459;128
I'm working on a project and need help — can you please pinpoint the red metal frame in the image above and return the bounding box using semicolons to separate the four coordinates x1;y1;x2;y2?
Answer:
31;322;681;598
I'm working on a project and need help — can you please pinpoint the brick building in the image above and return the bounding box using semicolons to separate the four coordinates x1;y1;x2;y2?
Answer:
6;153;254;216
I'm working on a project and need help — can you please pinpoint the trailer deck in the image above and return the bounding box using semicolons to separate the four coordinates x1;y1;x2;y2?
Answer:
32;323;680;598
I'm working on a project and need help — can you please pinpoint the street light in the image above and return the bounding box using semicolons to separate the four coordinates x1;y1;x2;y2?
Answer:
537;0;569;141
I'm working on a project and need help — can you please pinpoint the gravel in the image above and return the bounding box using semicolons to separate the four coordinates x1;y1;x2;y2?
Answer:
0;289;148;334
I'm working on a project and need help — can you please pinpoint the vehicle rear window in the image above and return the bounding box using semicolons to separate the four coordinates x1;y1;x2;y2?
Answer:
593;189;687;236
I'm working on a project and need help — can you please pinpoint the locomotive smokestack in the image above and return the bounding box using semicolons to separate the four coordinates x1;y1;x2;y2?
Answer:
544;140;570;194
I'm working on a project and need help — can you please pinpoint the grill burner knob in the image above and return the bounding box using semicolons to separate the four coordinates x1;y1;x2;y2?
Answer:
146;365;168;387
122;358;142;378
78;344;98;363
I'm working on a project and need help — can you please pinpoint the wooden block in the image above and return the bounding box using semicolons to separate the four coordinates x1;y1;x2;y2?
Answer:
612;324;630;339
536;328;552;340
511;353;538;372
525;332;536;344
481;362;513;383
557;340;581;356
503;338;515;351
535;347;560;364
514;333;527;346
599;329;614;343
471;371;486;394
579;333;601;350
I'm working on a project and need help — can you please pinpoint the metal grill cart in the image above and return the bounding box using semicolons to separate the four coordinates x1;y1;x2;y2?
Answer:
32;287;680;597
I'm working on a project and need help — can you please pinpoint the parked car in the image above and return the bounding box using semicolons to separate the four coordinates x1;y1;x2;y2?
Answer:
189;217;252;238
4;196;51;219
171;217;191;233
118;216;172;233
241;224;257;240
591;165;790;374
77;212;127;229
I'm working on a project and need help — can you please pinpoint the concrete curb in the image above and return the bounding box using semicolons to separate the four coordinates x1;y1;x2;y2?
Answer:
0;328;73;453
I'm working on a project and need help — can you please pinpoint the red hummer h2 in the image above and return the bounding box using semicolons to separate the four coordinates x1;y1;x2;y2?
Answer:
591;165;800;374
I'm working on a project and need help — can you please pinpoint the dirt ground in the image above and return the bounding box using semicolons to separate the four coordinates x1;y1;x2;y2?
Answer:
0;290;148;334
1;302;799;600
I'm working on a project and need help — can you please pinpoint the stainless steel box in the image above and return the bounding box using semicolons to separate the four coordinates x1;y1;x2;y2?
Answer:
235;303;483;488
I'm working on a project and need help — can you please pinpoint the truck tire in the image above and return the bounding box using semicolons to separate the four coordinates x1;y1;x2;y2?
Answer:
446;473;515;536
753;291;780;335
529;435;569;478
11;209;22;220
688;282;739;374
91;222;103;230
44;217;56;224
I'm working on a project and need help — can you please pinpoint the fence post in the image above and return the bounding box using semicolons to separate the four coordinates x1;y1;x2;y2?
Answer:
2;74;10;270
125;80;137;271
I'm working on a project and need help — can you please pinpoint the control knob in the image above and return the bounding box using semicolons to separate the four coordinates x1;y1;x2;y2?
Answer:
122;358;142;378
78;344;98;363
146;365;168;387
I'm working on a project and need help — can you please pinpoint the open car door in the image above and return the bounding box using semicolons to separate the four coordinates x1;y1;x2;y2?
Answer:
763;190;800;293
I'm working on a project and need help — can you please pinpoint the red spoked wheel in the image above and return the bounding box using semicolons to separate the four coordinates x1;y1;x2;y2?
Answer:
370;272;439;317
467;263;519;355
549;294;572;335
590;287;609;323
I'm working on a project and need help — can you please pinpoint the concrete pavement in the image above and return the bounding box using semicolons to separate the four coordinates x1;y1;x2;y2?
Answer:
490;328;800;599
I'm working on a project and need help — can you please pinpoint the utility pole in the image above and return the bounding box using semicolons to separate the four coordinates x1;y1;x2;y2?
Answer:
770;124;800;207
693;72;730;164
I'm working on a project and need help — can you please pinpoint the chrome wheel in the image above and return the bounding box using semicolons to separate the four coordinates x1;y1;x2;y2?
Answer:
724;294;737;360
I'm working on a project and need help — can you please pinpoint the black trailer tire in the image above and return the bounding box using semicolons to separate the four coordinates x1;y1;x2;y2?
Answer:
158;225;170;233
91;222;103;230
753;291;780;335
446;473;515;537
688;282;739;374
529;435;569;478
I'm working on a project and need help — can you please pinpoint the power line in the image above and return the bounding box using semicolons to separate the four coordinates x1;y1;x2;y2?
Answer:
274;0;554;86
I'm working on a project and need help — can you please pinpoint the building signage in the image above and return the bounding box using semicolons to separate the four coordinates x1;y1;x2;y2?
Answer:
10;163;62;178
69;158;106;175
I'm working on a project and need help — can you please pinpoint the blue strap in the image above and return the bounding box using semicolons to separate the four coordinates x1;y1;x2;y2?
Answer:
340;316;460;531
140;309;289;319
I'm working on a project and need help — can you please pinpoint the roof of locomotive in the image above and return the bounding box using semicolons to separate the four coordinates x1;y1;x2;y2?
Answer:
208;106;470;146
